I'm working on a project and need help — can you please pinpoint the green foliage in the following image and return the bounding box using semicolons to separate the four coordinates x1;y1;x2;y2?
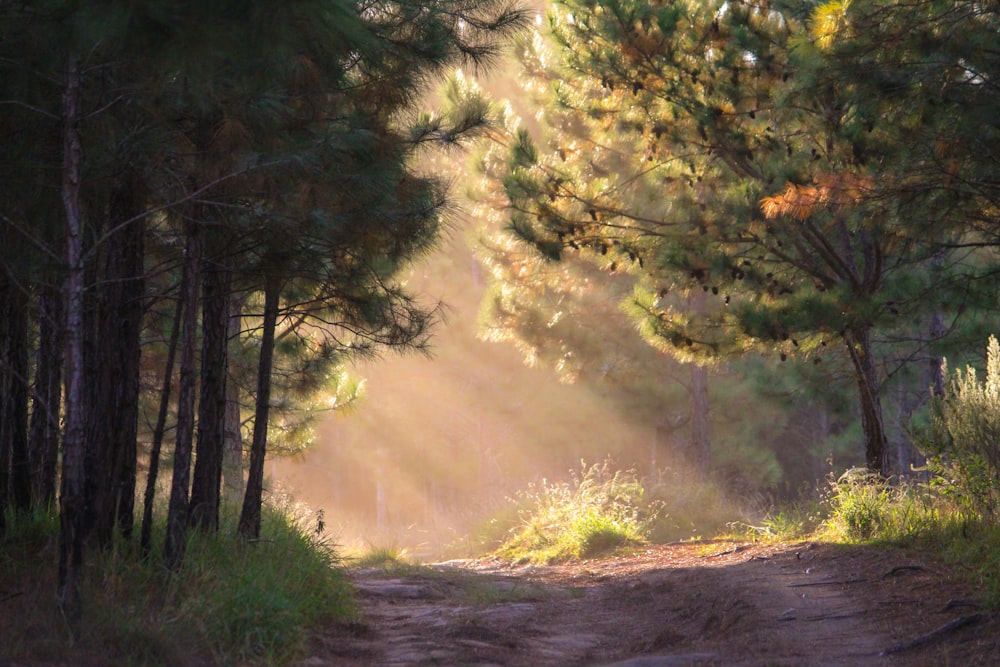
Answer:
936;521;1000;610
349;543;416;570
822;471;1000;609
920;336;1000;518
0;506;354;666
497;460;660;563
467;0;1000;478
824;469;954;543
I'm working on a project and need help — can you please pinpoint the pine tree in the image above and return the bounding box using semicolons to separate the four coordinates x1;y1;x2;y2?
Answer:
471;0;997;476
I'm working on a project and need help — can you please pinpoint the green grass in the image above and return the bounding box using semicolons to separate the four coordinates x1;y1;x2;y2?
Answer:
495;460;659;564
346;543;422;572
0;504;356;666
816;468;1000;609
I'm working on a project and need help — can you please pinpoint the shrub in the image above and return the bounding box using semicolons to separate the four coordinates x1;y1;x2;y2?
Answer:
497;459;661;564
921;335;1000;519
0;504;355;666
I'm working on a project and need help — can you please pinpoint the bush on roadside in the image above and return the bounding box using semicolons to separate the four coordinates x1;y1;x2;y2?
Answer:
920;335;1000;519
0;504;355;666
497;459;661;564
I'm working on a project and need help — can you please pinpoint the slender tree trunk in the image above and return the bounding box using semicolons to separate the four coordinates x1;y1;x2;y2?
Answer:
58;53;86;620
0;274;30;515
844;325;889;475
164;221;201;569
85;173;145;545
29;279;64;508
0;276;11;533
111;178;145;539
238;277;280;540
689;363;710;476
929;311;946;398
223;297;245;501
140;290;184;557
687;291;710;476
190;242;230;531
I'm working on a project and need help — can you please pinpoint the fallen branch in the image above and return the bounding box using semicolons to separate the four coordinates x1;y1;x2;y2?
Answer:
880;613;983;656
0;591;23;604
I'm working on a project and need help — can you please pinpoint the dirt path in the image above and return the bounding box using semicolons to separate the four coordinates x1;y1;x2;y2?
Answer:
302;541;996;666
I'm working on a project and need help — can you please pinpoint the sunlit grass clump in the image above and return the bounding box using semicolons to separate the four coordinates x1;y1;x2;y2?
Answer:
823;468;948;542
348;543;417;570
497;460;661;564
0;504;355;666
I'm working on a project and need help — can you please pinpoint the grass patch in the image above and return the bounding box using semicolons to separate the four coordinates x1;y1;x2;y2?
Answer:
348;543;416;570
0;504;355;666
818;468;1000;609
496;460;659;564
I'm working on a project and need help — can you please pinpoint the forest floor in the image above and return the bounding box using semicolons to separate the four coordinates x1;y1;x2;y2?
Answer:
302;540;998;666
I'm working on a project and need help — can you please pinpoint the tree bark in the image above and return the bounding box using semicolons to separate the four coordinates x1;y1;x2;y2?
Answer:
844;325;889;476
687;291;710;476
190;241;231;531
689;363;710;476
238;276;280;540
0;275;30;515
164;221;201;569
29;279;64;508
58;53;86;620
85;172;145;545
223;296;245;501
140;289;183;557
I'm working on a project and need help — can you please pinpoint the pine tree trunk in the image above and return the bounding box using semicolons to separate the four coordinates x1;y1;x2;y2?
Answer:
0;275;30;514
164;221;201;569
85;173;145;545
0;276;12;532
689;363;710;476
844;325;889;476
238;276;280;540
58;53;86;620
110;180;144;539
223;296;245;502
29;279;64;508
140;290;183;557
190;241;231;531
687;291;710;476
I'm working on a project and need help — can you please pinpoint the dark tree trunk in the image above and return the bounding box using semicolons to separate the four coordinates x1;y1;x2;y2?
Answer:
58;54;86;620
29;279;64;508
85;173;145;545
0;274;30;515
164;221;201;570
0;276;12;531
844;325;889;476
140;290;183;557
238;276;280;540
190;241;231;531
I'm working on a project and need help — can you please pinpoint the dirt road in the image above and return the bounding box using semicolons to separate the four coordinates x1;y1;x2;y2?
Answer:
302;541;996;666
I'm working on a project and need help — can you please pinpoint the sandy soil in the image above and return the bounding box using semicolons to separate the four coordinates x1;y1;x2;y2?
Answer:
301;540;997;666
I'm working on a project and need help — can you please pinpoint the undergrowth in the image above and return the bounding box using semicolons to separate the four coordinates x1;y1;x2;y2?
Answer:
496;460;662;564
0;504;354;666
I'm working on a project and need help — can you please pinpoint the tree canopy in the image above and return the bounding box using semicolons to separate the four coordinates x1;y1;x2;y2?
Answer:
0;0;529;618
468;0;1000;477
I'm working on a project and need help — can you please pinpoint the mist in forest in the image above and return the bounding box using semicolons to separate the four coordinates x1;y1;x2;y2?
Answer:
266;228;692;555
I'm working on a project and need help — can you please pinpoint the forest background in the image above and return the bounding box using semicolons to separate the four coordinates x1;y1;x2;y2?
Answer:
3;0;1000;663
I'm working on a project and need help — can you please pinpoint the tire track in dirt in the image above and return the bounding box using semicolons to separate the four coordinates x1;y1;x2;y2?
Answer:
300;542;995;666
